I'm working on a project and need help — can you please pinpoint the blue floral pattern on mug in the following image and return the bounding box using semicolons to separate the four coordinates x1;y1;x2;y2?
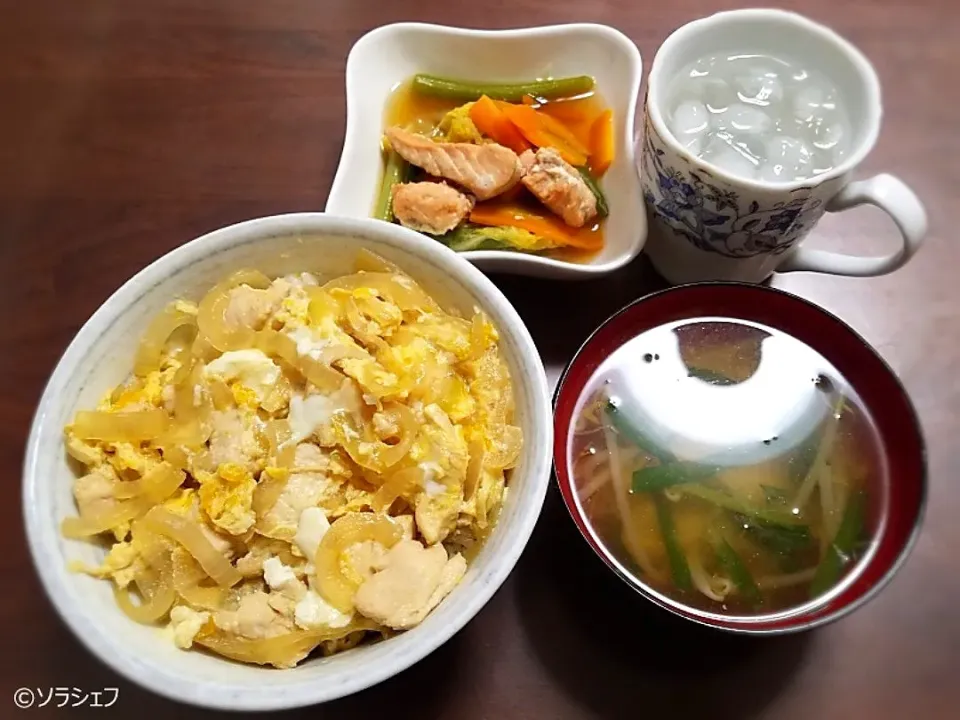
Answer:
641;114;824;260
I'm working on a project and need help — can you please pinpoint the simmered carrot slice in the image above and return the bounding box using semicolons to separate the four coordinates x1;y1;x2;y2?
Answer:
590;109;615;176
469;204;603;250
469;96;531;154
497;102;590;166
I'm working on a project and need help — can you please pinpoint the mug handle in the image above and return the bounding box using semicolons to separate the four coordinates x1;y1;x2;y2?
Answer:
779;174;927;276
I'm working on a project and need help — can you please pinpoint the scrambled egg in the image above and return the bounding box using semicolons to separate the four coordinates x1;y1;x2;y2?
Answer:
198;463;257;535
61;259;521;669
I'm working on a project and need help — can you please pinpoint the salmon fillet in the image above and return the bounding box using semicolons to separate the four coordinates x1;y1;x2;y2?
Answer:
391;182;474;235
520;147;597;228
385;127;523;201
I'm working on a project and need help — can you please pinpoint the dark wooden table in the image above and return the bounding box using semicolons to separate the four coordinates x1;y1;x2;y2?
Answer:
2;1;957;717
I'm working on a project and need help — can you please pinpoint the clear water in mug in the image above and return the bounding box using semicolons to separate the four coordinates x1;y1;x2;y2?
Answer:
665;52;852;183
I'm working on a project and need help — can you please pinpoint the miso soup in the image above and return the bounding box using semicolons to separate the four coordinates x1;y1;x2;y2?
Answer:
569;318;884;615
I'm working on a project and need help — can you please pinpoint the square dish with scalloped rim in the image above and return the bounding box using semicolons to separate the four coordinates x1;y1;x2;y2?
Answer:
326;23;645;280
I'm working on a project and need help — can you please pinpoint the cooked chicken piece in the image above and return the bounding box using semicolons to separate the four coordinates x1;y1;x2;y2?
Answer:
73;465;119;518
520;147;598;228
236;537;296;577
224;282;288;331
259;443;343;539
393;514;415;541
353;539;467;630
207;408;264;474
214;589;293;640
343;540;389;582
385;127;523;201
65;434;105;467
391;182;474;235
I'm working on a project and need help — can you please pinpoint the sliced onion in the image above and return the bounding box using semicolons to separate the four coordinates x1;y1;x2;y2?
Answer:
171;547;225;610
264;419;294;466
317;344;369;365
257;329;345;393
464;438;485;501
306;287;343;326
172;359;211;426
354;248;402;274
207;377;234;410
196;618;377;668
335;403;417;473
315;513;403;612
142;506;242;588
300;356;346;394
321;272;440;314
486;425;523;470
111;462;187;502
197;269;271;353
114;582;176;624
157;443;189;471
134;303;198;377
371;466;423;512
253;467;289;521
62;463;185;538
72;409;170;442
255;328;300;366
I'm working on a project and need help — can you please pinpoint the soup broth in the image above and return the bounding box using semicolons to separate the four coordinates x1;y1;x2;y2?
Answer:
569;318;884;615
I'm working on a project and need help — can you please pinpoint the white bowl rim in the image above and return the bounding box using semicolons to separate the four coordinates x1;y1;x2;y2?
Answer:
22;212;552;710
327;21;646;279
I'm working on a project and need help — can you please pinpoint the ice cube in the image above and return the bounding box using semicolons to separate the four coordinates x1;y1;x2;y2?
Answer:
736;68;784;107
763;136;814;182
669;100;709;141
759;162;786;183
724;103;773;135
681;135;704;156
732;134;766;165
703;133;758;179
689;55;718;77
812;122;844;151
794;85;830;123
702;78;734;113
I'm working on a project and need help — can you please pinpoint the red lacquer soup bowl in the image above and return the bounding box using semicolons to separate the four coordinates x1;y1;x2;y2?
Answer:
553;283;926;634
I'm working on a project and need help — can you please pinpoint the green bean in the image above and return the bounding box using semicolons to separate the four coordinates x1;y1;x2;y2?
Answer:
653;493;692;591
374;150;408;222
712;535;761;605
809;491;866;598
679;484;805;528
411;74;595;102
603;400;674;464
575;166;609;217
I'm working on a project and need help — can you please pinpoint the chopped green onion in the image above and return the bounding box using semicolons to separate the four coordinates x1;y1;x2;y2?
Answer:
653;493;692;591
809;491;866;598
712;534;761;605
679;484;805;528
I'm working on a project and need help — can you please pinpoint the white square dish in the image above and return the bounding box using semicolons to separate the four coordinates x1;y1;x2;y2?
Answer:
326;23;645;280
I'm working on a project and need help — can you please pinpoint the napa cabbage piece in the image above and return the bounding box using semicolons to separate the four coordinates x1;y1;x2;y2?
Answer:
434;102;482;143
59;251;522;668
440;224;559;253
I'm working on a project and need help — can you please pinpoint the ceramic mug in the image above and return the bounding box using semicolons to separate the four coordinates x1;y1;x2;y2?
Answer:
639;9;927;284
